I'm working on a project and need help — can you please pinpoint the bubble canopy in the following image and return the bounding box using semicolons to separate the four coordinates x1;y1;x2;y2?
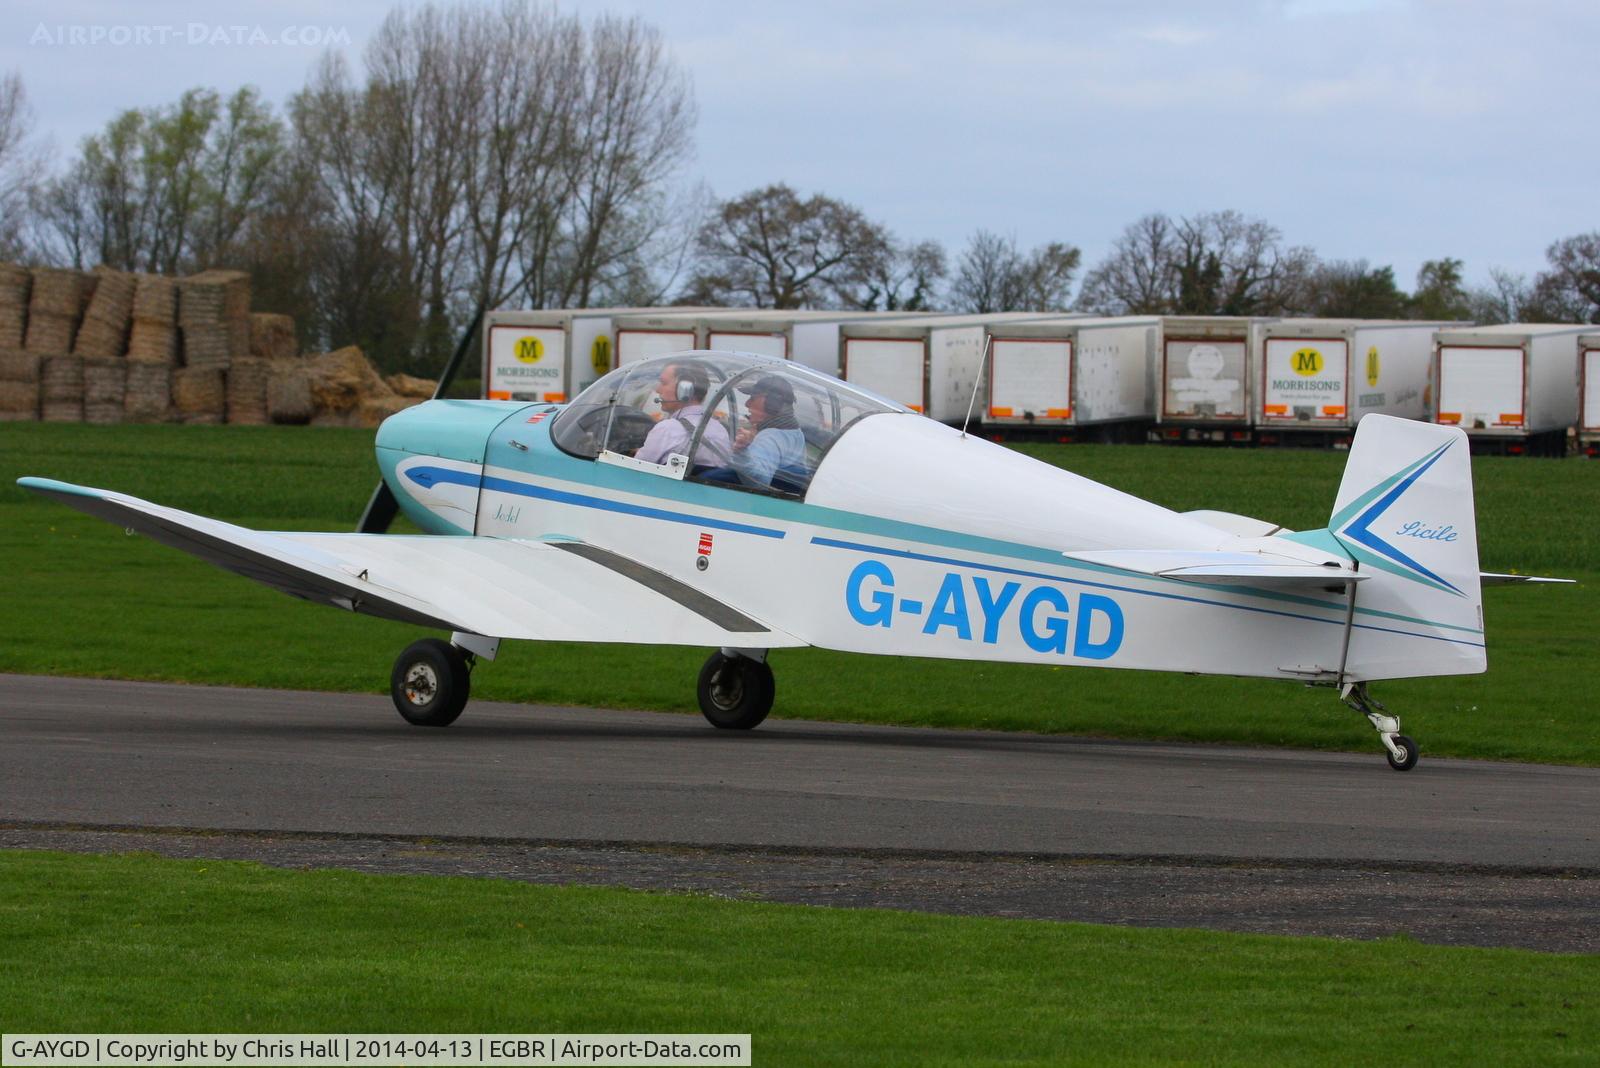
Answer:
549;351;909;498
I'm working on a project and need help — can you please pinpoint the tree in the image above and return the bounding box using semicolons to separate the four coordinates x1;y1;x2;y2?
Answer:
841;238;946;311
1076;214;1178;314
1466;267;1530;325
690;184;891;308
1409;257;1471;320
1303;260;1409;319
1524;232;1600;323
37;87;283;274
0;72;43;259
948;230;1079;313
1078;210;1310;316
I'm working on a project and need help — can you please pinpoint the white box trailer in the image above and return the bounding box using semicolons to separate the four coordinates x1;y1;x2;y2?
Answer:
612;311;706;367
839;313;1063;420
1433;323;1586;456
980;316;1160;440
1153;316;1275;443
1580;332;1600;458
655;310;931;374
1255;319;1455;446
483;308;708;401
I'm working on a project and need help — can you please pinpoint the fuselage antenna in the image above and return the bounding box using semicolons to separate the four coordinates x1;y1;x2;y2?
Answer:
960;333;993;440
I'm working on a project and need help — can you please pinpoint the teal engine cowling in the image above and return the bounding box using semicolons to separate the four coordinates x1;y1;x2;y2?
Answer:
375;399;533;535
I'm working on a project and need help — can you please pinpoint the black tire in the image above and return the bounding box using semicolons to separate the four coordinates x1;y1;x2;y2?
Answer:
1386;734;1419;771
697;651;774;730
390;638;470;727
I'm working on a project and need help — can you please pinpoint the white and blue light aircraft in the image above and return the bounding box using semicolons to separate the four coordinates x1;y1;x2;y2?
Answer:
20;350;1560;770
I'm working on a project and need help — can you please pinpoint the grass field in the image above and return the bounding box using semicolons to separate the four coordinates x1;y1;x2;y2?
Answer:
2;423;1595;764
2;850;1595;1065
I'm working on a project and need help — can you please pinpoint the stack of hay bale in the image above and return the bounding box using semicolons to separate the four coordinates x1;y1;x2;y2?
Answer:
25;268;86;356
175;271;242;424
0;264;36;419
255;313;310;425
0;263;28;349
75;268;137;424
125;273;178;422
0;350;40;421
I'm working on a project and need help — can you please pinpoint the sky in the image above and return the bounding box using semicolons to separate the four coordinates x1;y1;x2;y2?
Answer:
3;0;1596;292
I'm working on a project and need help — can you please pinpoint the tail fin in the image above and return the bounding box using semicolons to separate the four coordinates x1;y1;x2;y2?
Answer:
1327;414;1485;680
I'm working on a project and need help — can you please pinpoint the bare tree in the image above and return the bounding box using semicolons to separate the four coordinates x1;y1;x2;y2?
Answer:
1076;214;1179;314
690;184;891;308
948;230;1079;313
1078;211;1311;315
1466;267;1530;325
0;72;43;259
838;237;946;311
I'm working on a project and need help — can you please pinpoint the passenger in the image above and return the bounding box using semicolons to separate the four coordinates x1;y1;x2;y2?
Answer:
731;375;807;488
634;361;732;468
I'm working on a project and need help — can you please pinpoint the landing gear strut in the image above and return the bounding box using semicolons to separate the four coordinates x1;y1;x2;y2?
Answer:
1342;683;1418;771
697;649;774;730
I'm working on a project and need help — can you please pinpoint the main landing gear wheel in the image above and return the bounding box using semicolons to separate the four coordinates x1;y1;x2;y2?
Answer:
1386;734;1419;772
697;651;774;730
391;638;471;727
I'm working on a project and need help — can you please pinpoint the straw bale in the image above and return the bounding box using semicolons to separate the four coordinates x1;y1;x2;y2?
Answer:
0;379;39;419
305;346;391;413
178;276;226;325
309;408;363;428
83;357;128;405
128;320;178;363
72;315;128;359
132;273;177;324
84;268;136;323
0;263;30;306
0;305;24;349
172;367;225;415
267;360;313;424
225;356;270;424
41;399;83;422
0;350;41;382
358;394;422;428
78;270;98;317
85;401;125;424
249;313;298;361
182;323;231;371
25;311;74;354
30;267;86;317
40;355;84;401
385;372;436;398
124;362;171;423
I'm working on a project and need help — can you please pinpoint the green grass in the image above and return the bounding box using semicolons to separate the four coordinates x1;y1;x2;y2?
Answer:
2;423;1595;764
2;850;1595;1065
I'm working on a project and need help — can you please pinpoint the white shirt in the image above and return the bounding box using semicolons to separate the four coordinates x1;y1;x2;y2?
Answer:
634;404;732;467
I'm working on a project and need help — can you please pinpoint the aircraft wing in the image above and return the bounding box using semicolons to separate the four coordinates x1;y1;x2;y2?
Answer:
18;477;804;648
1063;548;1367;589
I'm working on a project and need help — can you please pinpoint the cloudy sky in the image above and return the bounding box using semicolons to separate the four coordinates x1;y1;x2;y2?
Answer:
3;0;1595;291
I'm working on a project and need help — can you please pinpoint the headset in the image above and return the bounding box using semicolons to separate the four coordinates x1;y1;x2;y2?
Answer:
675;375;697;402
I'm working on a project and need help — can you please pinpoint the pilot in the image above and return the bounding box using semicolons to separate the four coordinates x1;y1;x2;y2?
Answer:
731;375;807;488
634;361;731;468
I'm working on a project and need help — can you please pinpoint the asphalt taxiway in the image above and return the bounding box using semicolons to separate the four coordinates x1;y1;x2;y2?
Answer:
4;674;1596;951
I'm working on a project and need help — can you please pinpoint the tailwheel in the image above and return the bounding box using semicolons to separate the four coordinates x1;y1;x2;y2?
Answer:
391;638;471;727
1385;734;1419;772
697;650;774;730
1342;682;1418;771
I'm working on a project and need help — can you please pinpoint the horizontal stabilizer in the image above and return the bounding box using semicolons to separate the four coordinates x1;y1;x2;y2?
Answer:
1064;548;1365;588
1480;571;1575;586
18;477;805;649
1181;509;1293;538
